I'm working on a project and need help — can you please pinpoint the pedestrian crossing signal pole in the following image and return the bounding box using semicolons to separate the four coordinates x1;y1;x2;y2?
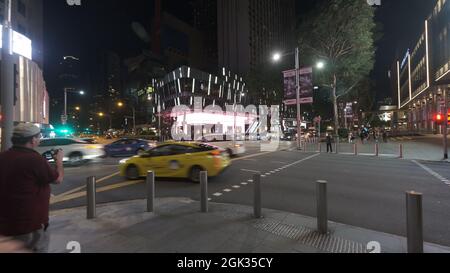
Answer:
1;0;14;152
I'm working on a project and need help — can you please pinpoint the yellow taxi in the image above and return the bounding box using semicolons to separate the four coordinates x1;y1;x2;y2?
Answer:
119;142;231;182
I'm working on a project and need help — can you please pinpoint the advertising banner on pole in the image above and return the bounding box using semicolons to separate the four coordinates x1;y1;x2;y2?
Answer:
283;67;313;106
345;103;353;118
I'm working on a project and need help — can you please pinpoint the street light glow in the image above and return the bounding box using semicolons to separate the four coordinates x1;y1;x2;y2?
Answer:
79;91;85;95
117;102;124;107
98;112;104;117
316;61;325;69
272;53;282;62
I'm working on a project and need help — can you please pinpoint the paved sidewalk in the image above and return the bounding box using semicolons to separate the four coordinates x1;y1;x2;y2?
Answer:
48;198;450;253
298;138;450;162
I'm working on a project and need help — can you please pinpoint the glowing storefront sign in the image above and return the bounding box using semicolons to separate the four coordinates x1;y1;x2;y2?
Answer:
0;25;33;60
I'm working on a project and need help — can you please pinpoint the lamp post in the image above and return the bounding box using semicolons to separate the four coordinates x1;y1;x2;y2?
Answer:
63;88;85;125
1;0;13;151
273;47;302;150
98;112;112;130
117;101;136;135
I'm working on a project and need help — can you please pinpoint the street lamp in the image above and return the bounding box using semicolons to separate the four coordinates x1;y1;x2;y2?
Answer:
316;61;325;70
117;101;136;135
272;47;302;150
64;88;85;125
98;112;112;129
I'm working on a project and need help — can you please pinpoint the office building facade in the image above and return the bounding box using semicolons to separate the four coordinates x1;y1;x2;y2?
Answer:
0;0;49;128
218;0;296;76
392;0;450;133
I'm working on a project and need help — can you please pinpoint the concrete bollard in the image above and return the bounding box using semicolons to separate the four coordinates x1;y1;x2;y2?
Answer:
86;176;96;219
354;143;358;155
200;171;208;213
254;173;262;218
406;191;423;253
319;142;322;153
146;171;155;213
316;180;328;234
375;143;379;157
400;144;403;159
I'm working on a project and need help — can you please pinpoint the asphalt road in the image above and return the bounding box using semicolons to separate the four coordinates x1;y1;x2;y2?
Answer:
50;141;450;246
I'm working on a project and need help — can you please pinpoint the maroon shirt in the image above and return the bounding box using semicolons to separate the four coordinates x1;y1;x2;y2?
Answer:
0;146;58;236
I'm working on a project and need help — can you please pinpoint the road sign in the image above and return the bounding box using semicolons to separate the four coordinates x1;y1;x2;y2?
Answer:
61;115;68;124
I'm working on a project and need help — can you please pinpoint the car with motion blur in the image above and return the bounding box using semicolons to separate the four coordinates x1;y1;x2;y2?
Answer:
104;138;157;157
36;138;105;165
78;138;99;144
119;142;231;182
196;134;246;157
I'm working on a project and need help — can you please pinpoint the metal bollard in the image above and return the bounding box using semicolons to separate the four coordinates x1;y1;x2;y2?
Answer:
316;180;328;234
87;176;96;219
254;173;262;218
354;143;358;155
375;143;379;157
146;171;155;213
399;144;403;159
319;142;322;153
406;191;423;253
200;171;208;213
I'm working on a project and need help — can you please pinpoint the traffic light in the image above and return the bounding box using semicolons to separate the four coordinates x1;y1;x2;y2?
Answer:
448;110;450;125
434;113;444;125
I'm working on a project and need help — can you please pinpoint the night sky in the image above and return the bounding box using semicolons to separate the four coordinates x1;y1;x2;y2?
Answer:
42;0;438;113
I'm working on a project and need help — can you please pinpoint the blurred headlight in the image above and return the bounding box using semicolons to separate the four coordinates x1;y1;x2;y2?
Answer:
119;159;128;164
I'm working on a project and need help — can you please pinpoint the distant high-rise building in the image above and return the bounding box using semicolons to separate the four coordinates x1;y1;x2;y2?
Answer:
58;55;81;90
218;0;296;76
193;0;218;73
93;51;123;99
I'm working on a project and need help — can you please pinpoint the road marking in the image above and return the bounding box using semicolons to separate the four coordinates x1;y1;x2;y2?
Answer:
232;185;240;189
412;160;449;184
241;182;248;185
242;158;257;162
248;179;253;182
50;179;143;205
213;193;223;197
53;171;120;199
223;189;232;192
241;169;260;173
271;161;287;164
265;173;271;176
232;151;278;162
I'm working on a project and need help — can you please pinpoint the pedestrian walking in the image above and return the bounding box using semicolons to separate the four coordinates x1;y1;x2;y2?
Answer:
326;134;333;153
0;124;64;253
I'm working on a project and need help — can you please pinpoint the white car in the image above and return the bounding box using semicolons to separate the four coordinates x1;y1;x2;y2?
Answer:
194;134;246;157
36;138;105;165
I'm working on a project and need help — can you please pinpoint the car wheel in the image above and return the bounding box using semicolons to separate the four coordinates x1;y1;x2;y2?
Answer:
69;153;83;166
226;148;234;157
189;166;204;183
126;165;140;180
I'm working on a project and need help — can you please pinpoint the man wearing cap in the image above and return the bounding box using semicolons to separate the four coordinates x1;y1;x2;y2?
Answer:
0;123;64;253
